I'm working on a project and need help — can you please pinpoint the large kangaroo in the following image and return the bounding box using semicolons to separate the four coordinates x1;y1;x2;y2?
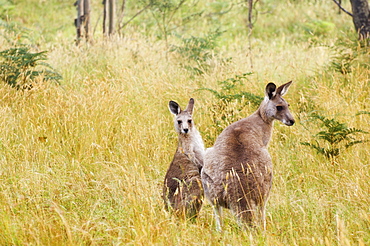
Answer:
163;98;205;219
201;81;295;231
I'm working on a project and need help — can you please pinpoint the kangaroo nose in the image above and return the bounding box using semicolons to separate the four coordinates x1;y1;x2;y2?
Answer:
289;119;295;126
183;129;189;133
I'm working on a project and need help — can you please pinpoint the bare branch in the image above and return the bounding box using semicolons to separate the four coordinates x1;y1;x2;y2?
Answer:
332;0;353;17
118;4;151;32
117;0;126;32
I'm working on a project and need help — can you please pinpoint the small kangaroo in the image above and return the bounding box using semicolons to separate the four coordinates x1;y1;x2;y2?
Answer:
163;98;205;219
201;81;295;231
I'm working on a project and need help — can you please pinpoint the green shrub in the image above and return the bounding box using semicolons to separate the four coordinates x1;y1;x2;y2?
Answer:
0;46;62;89
330;39;370;74
148;0;203;44
197;73;262;141
0;0;15;20
301;113;368;159
170;29;224;74
198;72;261;106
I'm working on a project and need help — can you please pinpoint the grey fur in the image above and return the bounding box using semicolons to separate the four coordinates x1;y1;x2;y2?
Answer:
201;82;295;231
163;98;205;219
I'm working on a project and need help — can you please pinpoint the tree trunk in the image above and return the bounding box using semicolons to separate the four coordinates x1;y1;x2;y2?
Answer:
75;0;83;44
83;0;90;41
75;0;90;45
108;0;116;35
350;0;370;39
103;0;116;36
118;0;126;36
103;0;108;35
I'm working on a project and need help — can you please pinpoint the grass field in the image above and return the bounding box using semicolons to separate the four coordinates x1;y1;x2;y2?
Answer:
0;0;369;245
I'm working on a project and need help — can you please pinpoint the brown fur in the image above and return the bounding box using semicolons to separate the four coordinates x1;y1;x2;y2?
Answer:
163;98;205;219
201;82;295;230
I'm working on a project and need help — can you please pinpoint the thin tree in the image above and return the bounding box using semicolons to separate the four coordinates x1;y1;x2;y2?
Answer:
74;0;90;45
246;0;255;69
109;0;116;35
117;0;126;35
84;0;91;41
103;0;115;36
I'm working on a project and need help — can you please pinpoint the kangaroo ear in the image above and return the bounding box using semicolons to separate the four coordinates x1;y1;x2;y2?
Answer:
265;83;277;99
169;101;181;115
276;81;292;96
185;98;194;115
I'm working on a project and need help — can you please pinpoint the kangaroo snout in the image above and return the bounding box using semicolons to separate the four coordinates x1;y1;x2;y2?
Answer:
284;118;295;126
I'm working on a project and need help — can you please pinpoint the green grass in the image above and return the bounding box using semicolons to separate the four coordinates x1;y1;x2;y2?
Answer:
0;0;369;245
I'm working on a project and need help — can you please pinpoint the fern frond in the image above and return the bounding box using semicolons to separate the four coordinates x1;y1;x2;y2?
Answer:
356;111;370;116
345;140;368;149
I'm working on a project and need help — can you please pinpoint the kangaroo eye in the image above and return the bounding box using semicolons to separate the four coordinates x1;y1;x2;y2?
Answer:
177;120;182;124
276;106;283;111
188;120;192;124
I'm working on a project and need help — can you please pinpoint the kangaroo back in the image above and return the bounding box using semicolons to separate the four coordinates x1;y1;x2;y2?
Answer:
201;82;295;231
163;98;205;219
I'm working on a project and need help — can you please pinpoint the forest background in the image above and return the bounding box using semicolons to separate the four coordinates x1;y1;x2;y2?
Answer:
0;0;369;245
